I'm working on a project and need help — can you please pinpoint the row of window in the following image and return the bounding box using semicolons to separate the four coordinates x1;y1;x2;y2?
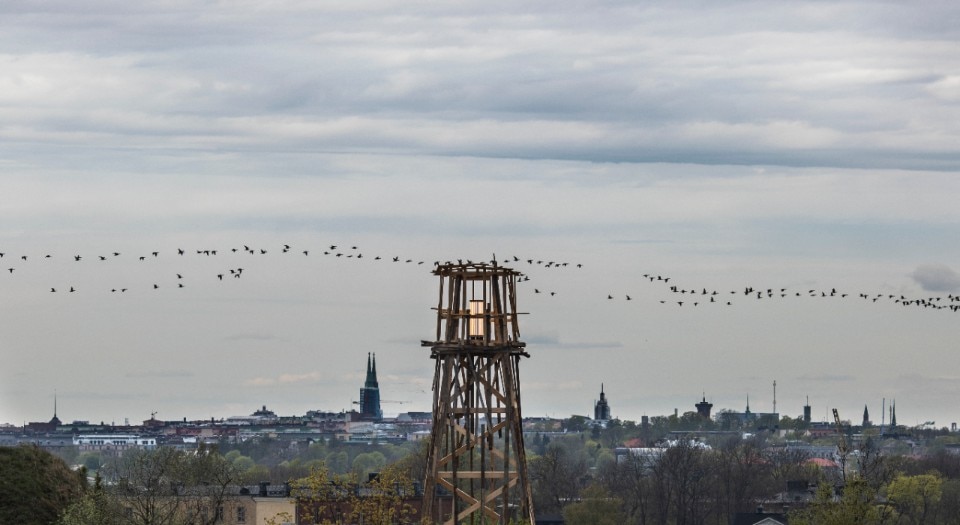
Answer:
76;439;155;445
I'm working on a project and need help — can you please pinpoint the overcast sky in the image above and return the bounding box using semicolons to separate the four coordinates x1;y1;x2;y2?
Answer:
2;1;960;429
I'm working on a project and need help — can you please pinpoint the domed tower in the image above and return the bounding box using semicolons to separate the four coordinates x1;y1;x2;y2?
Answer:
695;394;713;419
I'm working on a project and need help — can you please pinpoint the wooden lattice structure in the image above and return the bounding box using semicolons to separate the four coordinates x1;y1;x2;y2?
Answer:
421;261;535;525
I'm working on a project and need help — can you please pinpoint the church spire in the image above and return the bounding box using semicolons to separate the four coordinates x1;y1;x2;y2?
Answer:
49;390;61;427
365;352;379;388
359;353;382;420
594;383;611;421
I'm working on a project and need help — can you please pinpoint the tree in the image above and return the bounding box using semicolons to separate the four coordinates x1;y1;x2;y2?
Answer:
529;439;588;515
289;462;345;525
938;478;960;525
598;449;655;525
58;473;124;525
178;444;243;525
563;415;590;433
101;445;240;525
713;435;775;519
765;444;814;486
858;436;897;490
650;439;714;525
351;451;387;479
562;484;625;525
347;464;417;525
885;472;943;525
290;461;420;525
789;478;892;525
0;445;87;525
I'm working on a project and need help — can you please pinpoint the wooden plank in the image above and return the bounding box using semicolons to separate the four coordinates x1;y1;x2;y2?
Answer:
437;471;519;479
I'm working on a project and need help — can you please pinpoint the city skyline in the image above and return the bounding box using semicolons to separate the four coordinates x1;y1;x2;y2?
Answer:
2;2;960;427
6;364;939;432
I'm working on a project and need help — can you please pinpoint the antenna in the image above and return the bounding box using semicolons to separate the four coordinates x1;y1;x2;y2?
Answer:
773;380;777;413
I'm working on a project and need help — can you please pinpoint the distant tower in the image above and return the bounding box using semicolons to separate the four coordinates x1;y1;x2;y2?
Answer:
862;404;871;427
803;396;811;425
422;261;534;525
890;399;897;427
49;391;61;427
772;380;777;414
695;393;713;419
359;353;382;420
594;384;611;421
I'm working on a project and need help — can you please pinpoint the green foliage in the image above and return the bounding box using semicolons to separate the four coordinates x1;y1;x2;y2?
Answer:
326;450;350;474
529;437;589;514
232;454;256;471
78;451;104;472
0;445;87;525
885;472;943;525
562;415;589;433
290;461;417;525
351;451;387;479
99;445;241;525
562;485;625;525
348;463;417;525
789;479;893;525
58;474;124;525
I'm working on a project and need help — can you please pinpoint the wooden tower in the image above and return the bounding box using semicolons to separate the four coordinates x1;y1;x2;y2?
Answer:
422;261;535;524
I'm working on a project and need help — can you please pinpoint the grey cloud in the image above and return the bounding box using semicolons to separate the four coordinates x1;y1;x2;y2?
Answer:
1;2;958;171
223;333;282;342
796;374;855;382
910;264;960;292
524;333;622;349
125;370;195;379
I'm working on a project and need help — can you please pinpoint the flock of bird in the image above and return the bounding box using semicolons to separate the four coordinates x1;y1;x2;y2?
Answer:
2;243;958;314
601;277;960;312
0;244;580;295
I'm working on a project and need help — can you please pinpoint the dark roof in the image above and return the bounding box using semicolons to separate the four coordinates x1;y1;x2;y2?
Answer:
731;512;788;525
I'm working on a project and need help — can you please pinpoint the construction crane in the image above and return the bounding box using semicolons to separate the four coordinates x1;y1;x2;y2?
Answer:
833;408;848;484
352;400;409;405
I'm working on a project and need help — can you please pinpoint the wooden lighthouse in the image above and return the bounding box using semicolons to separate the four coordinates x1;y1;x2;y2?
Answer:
421;260;535;524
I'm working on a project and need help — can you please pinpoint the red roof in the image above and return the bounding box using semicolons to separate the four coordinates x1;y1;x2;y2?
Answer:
806;457;838;468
